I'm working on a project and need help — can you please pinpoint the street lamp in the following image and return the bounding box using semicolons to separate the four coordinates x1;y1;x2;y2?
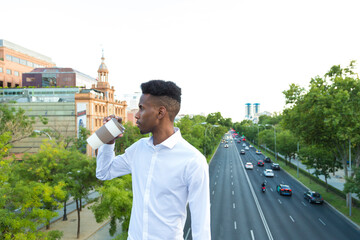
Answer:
34;130;52;140
201;122;219;157
265;124;276;161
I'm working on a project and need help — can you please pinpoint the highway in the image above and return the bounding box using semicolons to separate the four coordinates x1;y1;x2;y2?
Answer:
184;133;360;240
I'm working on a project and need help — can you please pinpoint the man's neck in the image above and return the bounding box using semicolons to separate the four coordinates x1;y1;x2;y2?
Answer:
152;125;175;145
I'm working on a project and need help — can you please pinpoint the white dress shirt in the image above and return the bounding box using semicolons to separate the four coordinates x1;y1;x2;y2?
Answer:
96;128;211;240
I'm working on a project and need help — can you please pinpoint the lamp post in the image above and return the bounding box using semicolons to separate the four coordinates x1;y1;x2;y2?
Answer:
34;130;52;140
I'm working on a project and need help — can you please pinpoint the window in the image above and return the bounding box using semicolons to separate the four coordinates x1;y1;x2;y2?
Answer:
20;59;27;65
26;77;35;82
0;81;3;87
0;67;2;73
27;61;33;67
12;57;20;64
6;54;12;61
6;69;11;75
14;71;19;76
95;105;98;113
7;82;11;87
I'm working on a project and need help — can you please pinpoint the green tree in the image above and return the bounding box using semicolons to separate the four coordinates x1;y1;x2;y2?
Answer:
344;167;360;199
283;61;360;178
0;134;63;239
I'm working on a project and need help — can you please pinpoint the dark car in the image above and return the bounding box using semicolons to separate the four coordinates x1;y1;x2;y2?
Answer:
271;163;280;170
257;160;264;166
277;184;292;196
264;157;271;163
237;140;241;143
240;149;245;155
304;190;324;204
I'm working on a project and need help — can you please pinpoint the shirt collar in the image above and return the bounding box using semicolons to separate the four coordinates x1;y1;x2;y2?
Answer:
147;127;181;149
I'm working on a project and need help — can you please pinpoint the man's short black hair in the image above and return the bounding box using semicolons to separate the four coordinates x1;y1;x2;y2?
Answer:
141;80;181;104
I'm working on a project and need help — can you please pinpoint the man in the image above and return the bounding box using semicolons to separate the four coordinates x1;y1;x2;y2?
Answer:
96;80;211;240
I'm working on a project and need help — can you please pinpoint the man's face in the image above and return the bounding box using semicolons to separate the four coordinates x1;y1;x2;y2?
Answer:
135;94;159;134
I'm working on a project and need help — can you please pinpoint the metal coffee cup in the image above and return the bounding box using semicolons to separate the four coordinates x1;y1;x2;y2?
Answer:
86;118;125;149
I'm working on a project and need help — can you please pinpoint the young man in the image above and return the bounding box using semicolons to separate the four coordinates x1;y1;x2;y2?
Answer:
96;80;211;239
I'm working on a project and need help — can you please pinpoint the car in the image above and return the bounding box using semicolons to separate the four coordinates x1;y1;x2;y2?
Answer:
249;145;253;148
271;163;280;170
224;144;229;148
277;184;292;196
245;162;253;169
237;140;241;143
256;150;262;155
257;160;264;166
304;190;324;204
245;146;249;150
240;149;245;155
264;157;271;163
263;169;274;177
242;143;246;147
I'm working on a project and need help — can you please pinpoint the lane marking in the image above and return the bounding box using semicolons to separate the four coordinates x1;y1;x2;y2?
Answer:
234;221;237;230
234;147;274;240
233;203;235;209
289;216;295;222
270;188;273;192
232;182;233;185
301;202;307;207
212;191;215;195
319;218;326;226
278;199;282;204
250;230;255;240
232;190;234;195
214;181;217;185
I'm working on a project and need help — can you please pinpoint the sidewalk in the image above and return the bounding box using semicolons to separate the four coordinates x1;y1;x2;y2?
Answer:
42;202;110;240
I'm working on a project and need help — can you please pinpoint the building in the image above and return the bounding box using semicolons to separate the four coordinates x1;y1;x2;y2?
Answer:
121;92;141;125
22;67;97;88
75;53;127;156
1;53;127;157
245;103;252;119
0;39;55;88
245;103;261;123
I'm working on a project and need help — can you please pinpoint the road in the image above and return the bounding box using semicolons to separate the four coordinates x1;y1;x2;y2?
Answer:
184;133;360;240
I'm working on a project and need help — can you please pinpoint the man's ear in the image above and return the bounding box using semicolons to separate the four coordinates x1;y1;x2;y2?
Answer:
157;106;167;120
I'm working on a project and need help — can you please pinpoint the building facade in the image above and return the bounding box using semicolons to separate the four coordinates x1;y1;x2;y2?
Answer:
22;67;97;88
75;54;127;156
1;54;127;157
0;39;55;88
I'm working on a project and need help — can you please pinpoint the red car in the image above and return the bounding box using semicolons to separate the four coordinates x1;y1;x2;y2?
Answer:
257;160;264;166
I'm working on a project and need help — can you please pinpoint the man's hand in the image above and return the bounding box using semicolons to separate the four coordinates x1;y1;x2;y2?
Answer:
103;115;123;144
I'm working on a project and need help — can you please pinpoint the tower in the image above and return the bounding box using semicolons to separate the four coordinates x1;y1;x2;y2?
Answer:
245;103;252;119
94;51;114;102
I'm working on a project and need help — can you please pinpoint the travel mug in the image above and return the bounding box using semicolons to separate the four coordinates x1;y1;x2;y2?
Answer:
86;118;125;149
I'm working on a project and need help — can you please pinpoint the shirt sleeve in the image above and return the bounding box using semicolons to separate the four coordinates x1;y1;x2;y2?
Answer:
96;143;132;180
186;156;211;240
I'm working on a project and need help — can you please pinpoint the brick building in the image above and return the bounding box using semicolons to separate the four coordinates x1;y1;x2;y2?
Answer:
0;39;55;88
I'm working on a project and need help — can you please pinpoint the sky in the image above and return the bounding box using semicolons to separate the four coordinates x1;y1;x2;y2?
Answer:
2;0;360;122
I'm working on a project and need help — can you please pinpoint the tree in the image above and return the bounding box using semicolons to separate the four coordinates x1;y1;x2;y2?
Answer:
344;167;360;199
91;175;132;238
0;104;48;146
283;61;360;178
276;128;298;164
0;133;63;239
299;144;337;191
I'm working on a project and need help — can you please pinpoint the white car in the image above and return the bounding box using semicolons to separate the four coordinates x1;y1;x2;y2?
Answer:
242;143;246;147
224;144;229;148
263;169;274;177
256;150;262;155
245;146;249;150
249;145;253;148
245;162;253;170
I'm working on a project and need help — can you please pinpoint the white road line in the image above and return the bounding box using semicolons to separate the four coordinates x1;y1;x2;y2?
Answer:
212;191;215;195
301;202;307;207
270;188;273;192
214;181;217;185
233;203;235;209
278;199;282;204
289;216;295;222
250;230;255;240
231;175;233;178
234;147;274;240
185;228;191;240
232;190;234;195
234;221;237;230
319;218;326;226
231;182;233;185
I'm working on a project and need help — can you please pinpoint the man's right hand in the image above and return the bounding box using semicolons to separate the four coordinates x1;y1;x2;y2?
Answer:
103;115;123;144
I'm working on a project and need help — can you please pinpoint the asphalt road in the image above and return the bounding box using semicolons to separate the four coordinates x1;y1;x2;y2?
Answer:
184;133;360;240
